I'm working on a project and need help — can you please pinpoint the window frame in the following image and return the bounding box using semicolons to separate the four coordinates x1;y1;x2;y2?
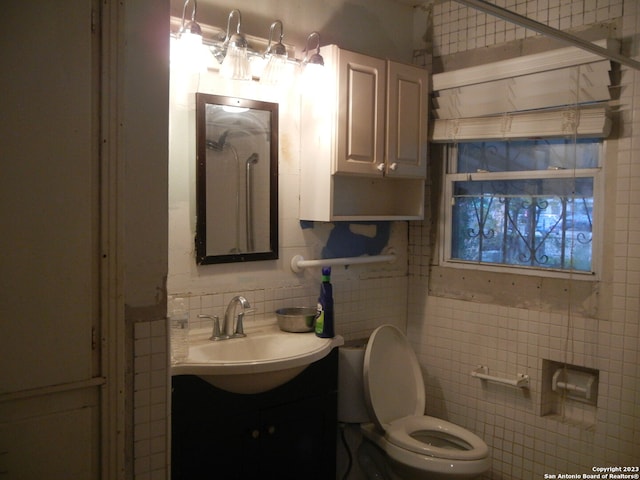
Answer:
438;141;605;280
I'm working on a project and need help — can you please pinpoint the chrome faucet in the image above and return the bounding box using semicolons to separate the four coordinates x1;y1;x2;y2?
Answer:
223;295;251;338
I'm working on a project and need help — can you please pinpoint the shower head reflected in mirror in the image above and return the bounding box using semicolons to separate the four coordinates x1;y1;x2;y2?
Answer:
246;153;259;165
206;130;230;151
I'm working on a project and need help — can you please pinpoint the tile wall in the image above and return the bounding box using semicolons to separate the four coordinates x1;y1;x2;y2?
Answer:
407;295;639;477
133;319;169;480
431;0;624;57
409;0;640;477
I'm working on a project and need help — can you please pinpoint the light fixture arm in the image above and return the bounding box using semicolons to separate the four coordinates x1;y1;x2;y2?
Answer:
303;31;324;66
265;20;287;57
225;9;243;41
179;0;202;36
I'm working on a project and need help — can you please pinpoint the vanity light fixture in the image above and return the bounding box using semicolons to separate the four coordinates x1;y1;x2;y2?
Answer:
173;0;207;73
302;32;324;68
177;0;202;40
260;20;289;85
219;9;251;80
300;31;325;86
172;8;325;84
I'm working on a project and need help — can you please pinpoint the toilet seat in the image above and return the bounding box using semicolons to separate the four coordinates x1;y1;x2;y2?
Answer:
363;325;488;462
386;415;489;460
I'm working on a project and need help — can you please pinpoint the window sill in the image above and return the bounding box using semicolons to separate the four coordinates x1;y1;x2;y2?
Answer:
442;259;598;281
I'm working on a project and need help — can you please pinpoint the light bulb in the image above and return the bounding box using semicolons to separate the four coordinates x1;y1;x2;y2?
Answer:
301;61;325;91
220;43;250;80
260;54;289;85
171;33;206;74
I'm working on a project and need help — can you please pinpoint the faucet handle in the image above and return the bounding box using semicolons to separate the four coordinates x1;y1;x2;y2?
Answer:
211;315;222;339
233;308;256;338
198;314;227;341
232;312;247;338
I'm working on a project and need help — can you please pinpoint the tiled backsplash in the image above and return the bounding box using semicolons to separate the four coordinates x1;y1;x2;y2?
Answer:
168;275;409;341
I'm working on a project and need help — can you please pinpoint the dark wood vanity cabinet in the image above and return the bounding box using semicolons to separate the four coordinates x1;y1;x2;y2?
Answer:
172;349;338;480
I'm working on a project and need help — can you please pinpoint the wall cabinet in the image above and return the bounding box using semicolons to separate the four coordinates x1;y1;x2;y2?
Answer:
172;349;338;480
300;45;429;221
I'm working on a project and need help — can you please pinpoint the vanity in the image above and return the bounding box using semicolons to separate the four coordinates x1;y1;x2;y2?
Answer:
171;349;338;480
170;321;343;479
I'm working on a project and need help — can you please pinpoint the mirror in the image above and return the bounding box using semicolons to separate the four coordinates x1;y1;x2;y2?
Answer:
195;93;278;264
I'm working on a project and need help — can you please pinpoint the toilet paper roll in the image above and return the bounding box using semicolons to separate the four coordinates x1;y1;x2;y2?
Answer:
337;345;371;423
552;367;597;402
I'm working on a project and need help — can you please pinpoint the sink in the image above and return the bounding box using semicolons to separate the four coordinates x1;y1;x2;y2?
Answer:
171;322;344;394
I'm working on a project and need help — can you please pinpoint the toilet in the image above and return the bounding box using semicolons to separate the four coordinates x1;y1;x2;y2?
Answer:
338;325;490;480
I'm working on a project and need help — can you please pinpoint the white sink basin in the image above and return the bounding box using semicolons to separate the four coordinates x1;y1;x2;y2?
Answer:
171;323;343;394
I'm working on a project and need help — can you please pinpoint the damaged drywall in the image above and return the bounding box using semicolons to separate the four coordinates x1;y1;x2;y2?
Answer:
428;265;601;317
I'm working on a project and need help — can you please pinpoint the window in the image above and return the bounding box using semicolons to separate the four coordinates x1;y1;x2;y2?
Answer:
442;138;602;276
431;41;614;279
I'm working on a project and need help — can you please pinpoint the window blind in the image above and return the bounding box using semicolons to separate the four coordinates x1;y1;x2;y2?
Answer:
431;39;617;142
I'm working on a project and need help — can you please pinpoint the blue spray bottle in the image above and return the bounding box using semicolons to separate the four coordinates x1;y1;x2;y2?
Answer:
315;267;334;338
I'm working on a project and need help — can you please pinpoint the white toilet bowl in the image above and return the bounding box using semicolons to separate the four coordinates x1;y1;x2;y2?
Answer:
354;324;490;480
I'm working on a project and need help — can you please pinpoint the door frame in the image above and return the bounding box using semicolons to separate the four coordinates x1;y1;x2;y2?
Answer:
99;0;126;477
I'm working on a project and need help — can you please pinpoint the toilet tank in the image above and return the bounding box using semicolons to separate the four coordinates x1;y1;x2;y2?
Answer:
337;343;370;423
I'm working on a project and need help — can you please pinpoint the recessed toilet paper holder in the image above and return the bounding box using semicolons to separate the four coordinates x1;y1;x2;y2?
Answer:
551;366;598;404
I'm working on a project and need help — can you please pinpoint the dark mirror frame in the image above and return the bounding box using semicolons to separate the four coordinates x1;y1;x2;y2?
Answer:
195;93;279;264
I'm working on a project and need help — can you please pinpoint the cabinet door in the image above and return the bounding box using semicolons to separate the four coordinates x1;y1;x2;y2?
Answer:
336;50;387;175
259;394;337;480
385;61;429;178
172;408;261;479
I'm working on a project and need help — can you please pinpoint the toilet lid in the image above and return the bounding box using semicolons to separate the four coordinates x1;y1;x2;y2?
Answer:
363;325;425;431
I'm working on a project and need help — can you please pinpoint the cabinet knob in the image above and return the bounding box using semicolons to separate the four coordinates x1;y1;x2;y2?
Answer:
267;425;276;435
251;429;260;439
376;163;385;172
389;162;398;171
